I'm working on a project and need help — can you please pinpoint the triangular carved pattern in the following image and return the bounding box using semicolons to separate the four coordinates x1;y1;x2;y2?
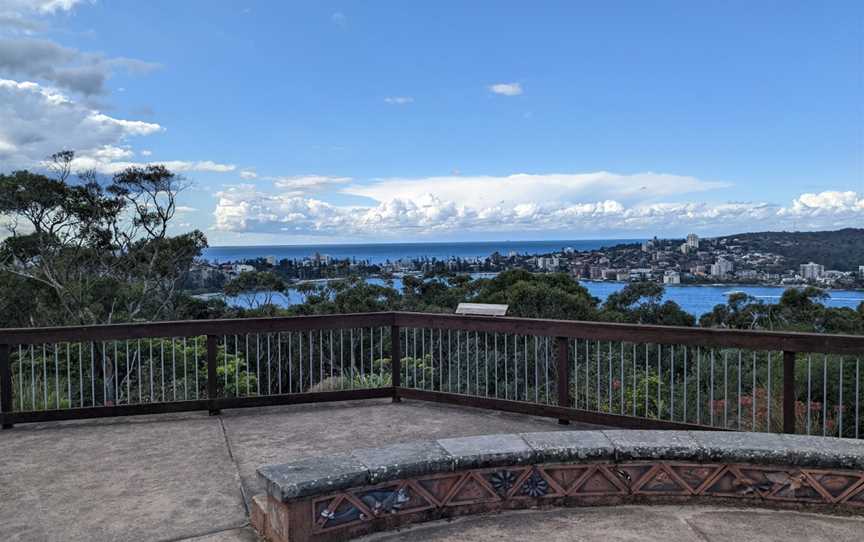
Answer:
802;471;864;503
509;466;565;499
631;464;690;496
444;472;501;506
570;465;628;496
668;464;725;495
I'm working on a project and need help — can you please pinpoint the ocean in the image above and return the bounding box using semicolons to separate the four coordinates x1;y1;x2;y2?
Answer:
202;239;640;264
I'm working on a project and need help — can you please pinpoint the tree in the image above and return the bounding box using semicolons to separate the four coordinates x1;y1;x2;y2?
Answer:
602;282;695;326
223;271;287;312
0;151;207;327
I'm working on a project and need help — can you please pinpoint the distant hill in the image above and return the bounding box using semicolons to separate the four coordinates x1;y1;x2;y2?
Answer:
716;228;864;270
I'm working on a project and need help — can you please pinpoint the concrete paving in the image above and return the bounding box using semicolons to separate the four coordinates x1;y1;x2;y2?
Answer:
364;505;864;542
0;398;587;542
2;399;860;542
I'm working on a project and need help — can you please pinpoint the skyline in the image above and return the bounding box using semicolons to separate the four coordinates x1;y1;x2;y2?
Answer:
0;1;862;245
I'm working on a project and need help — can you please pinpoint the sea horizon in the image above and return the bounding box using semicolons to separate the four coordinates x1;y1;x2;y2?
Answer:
202;238;646;264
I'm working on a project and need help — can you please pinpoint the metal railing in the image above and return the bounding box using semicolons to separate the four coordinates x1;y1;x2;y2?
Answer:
1;312;862;438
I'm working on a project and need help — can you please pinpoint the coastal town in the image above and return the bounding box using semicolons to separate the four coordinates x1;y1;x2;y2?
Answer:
188;230;864;291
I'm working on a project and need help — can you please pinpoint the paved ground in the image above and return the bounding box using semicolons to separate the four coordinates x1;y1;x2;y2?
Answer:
365;505;864;542
0;398;585;542
2;399;860;542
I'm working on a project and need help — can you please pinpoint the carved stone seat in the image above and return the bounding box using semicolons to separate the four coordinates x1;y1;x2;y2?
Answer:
252;430;864;542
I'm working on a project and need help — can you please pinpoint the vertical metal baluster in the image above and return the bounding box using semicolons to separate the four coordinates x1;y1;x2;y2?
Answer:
533;336;539;404
696;347;701;425
245;334;250;395
90;343;95;407
17;345;23;411
66;344;71;408
501;333;510;400
855;358;860;439
597;341;602;412
421;329;426;390
173;339;178;401
710;350;715;427
448;330;452;393
290;332;295;393
766;352;772;432
306;331;312;390
337;330;342;390
298;331;305;391
182;338;187;401
806;355;812;435
234;335;239;396
148;340;153;403
683;347;688;422
194;337;199;400
723;351;728;428
632;343;637;417
823;354;828;437
457;331;461;394
276;332;282;395
78;343;84;408
160;340;165;402
492;333;497;398
737;350;742;429
348;329;354;389
333;330;338;383
838;357;844;437
525;335;530;403
644;344;649;417
621;342;626;416
53;344;59;409
124;340;130;405
752;352;757;431
608;342;612;412
476;332;481;397
44;344;48;410
266;333;272;395
322;330;326;387
657;344;662;420
586;340;591;410
412;328;416;389
546;336;551;404
573;339;578;409
669;345;674;420
466;331;471;394
255;334;261;395
380;329;384;385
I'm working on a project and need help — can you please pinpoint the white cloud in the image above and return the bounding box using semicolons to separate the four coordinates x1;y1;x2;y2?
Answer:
140;149;152;156
343;172;729;209
489;82;523;96
239;169;258;179
2;0;87;15
384;96;413;105
0;79;162;167
0;79;236;175
212;171;864;238
271;175;351;195
331;11;347;27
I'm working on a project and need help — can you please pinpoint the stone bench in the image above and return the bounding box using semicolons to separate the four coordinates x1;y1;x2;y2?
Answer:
251;430;864;542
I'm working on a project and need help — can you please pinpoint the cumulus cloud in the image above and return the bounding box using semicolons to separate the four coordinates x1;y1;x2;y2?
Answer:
239;169;258;179
213;174;864;238
2;0;87;14
0;79;161;166
384;96;413;105
0;37;160;95
0;79;235;174
489;82;523;96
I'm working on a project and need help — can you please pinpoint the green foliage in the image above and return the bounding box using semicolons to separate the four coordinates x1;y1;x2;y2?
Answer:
0;153;207;327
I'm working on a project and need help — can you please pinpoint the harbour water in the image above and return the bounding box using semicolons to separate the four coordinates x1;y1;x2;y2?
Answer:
204;241;864;317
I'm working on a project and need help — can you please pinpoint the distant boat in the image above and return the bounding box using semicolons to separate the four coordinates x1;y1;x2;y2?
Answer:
723;290;745;296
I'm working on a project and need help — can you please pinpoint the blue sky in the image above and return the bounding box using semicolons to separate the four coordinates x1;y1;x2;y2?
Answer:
1;1;862;245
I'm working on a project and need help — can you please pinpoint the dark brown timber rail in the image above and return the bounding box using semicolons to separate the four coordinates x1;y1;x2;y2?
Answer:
1;311;863;432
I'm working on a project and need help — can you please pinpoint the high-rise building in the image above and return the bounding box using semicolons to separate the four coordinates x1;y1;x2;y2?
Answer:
799;262;824;280
710;258;733;277
859;265;864;278
686;233;699;250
